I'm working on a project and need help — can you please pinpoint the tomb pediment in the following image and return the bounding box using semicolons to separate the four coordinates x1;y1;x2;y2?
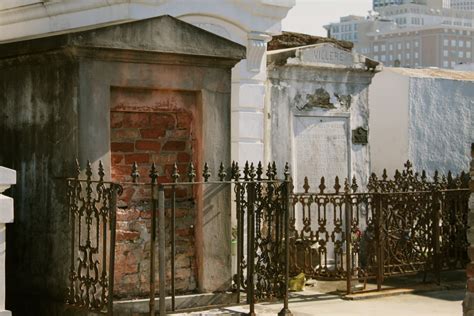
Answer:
0;15;246;62
268;43;379;70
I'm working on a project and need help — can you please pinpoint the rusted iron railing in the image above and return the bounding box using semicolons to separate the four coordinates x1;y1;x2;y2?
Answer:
66;160;293;315
289;161;469;294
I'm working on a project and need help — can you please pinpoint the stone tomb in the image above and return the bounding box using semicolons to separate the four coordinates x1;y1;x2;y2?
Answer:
0;15;244;314
266;43;379;266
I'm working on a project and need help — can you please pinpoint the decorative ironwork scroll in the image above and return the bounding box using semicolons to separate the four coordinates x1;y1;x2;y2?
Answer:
289;161;469;293
66;160;122;314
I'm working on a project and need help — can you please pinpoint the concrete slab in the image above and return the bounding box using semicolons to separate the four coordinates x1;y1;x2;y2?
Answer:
185;288;464;316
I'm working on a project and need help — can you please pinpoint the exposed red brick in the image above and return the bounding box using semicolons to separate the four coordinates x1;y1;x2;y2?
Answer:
111;142;135;152
136;140;161;152
125;153;150;164
150;113;176;128
169;128;190;139
468;278;474;292
112;165;133;177
122;112;150;128
112;128;141;141
177;152;191;163
176;228;192;237
117;209;140;221
110;112;123;128
112;154;124;165
140;210;152;219
176;112;192;129
152;154;177;164
140;128;166;139
162;141;186;151
117;186;134;204
468;263;474;278
469;246;474;261
116;230;140;242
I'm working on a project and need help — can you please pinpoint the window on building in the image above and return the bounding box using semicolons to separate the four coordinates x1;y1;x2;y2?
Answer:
459;40;464;47
451;39;456;46
389;55;393;61
467;52;471;58
374;45;379;52
406;53;410;59
414;41;419;48
381;44;386;51
397;43;402;50
415;52;419;59
444;39;449;46
406;42;410;49
389;44;393;51
459;51;464;58
374;55;379;61
443;50;448;57
443;60;449;67
381;55;386;62
451;61;455;67
467;41;471;48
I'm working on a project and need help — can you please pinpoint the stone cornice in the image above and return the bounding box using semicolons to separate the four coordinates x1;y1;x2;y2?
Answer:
0;0;295;43
0;46;242;69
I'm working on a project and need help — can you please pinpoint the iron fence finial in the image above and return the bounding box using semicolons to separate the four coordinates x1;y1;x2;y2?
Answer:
218;162;227;181
172;162;180;183
131;162;140;183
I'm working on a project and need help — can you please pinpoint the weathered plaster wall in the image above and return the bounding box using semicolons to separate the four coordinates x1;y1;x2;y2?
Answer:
463;144;474;316
0;167;16;316
369;70;410;175
0;57;80;313
80;57;233;295
0;15;244;314
408;77;473;175
266;65;374;189
369;68;473;176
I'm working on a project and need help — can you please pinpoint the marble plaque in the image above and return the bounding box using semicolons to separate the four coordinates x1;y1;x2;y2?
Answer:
299;44;353;66
293;116;349;191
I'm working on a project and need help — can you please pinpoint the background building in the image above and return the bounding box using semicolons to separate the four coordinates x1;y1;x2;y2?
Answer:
450;0;474;10
325;1;474;68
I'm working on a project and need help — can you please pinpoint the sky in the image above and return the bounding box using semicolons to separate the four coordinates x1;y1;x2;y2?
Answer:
282;0;373;36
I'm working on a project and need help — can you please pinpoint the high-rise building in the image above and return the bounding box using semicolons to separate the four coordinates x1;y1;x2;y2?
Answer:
325;2;474;69
373;0;449;10
450;0;474;10
373;0;405;10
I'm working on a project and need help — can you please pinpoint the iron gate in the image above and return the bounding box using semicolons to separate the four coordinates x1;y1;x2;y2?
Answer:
65;160;293;315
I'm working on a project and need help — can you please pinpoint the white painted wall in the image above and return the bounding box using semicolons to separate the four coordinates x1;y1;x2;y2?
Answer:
0;167;16;316
369;68;474;176
369;69;410;175
266;44;377;190
408;77;473;175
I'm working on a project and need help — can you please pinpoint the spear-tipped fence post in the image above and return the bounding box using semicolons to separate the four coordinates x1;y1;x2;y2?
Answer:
279;162;293;316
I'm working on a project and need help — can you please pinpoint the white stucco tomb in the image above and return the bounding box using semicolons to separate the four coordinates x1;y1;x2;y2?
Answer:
0;167;15;316
369;67;474;176
266;43;380;190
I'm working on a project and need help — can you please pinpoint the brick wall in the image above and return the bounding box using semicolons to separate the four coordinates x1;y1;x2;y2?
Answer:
110;109;197;298
464;143;474;315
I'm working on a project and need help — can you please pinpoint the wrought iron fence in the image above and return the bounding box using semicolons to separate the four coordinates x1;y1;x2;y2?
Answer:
65;158;469;316
65;161;122;315
289;161;470;293
65;160;293;315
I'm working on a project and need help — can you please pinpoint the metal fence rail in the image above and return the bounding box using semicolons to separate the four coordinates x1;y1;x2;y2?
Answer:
64;159;469;316
66;160;293;315
289;161;469;294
